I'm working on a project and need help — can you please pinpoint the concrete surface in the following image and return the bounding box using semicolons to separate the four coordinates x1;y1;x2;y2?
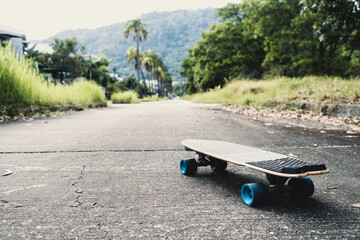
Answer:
0;100;359;239
302;103;360;117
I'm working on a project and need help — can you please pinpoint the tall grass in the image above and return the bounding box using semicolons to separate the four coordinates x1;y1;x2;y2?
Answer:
142;95;167;102
185;76;360;108
111;91;140;103
0;44;106;116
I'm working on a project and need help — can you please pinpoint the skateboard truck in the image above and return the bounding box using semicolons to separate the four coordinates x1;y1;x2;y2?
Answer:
266;174;288;186
180;152;229;175
196;153;211;167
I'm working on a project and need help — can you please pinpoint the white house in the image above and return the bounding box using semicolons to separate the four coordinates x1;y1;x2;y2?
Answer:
0;25;26;57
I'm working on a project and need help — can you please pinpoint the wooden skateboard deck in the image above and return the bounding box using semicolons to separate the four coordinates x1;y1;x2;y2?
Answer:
181;139;329;178
180;139;329;207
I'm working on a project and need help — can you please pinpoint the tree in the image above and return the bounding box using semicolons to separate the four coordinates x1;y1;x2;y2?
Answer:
124;19;148;97
24;42;52;71
181;0;360;93
244;0;315;76
142;50;155;93
180;53;197;94
301;0;360;75
85;56;111;88
150;54;172;97
126;47;142;73
49;37;86;80
181;15;264;92
250;0;360;76
126;47;148;94
215;2;242;24
28;37;113;94
140;50;173;96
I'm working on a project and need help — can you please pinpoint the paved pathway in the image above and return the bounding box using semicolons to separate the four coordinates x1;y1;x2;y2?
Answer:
1;100;359;239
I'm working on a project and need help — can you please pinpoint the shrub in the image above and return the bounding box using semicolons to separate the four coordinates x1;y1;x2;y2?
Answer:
111;91;140;104
0;44;106;117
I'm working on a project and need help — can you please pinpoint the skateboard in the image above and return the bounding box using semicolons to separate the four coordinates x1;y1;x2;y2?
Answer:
180;139;329;207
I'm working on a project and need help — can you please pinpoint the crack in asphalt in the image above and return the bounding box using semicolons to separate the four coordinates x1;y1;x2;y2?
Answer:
0;144;358;157
0;144;359;155
0;199;23;208
0;149;185;155
70;165;86;208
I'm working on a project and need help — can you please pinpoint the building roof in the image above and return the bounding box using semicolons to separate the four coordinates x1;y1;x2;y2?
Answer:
0;25;26;40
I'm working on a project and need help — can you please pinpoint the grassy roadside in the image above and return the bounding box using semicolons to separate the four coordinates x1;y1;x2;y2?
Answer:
184;76;360;109
0;44;106;120
111;91;140;104
142;95;168;102
110;91;168;104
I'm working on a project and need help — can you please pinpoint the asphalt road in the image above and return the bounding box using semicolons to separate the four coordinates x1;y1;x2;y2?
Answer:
0;100;359;239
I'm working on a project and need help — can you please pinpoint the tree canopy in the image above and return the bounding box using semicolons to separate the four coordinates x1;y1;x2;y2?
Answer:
50;37;86;79
27;37;112;88
181;0;360;93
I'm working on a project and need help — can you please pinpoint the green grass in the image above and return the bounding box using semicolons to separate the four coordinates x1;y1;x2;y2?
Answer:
111;91;140;104
0;44;106;117
184;76;360;109
142;95;168;102
110;92;168;104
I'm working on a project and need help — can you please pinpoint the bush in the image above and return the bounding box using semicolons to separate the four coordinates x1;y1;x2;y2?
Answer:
184;76;360;108
111;91;140;103
0;44;106;117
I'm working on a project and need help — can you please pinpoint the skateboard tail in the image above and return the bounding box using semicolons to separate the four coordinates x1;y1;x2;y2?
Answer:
245;157;329;177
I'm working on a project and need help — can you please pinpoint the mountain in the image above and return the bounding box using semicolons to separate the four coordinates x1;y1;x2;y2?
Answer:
43;8;218;83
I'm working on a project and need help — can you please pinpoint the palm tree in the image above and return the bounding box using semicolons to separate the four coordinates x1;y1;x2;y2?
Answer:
157;66;164;96
126;47;148;94
154;62;172;97
145;53;168;97
126;47;139;68
142;50;157;93
124;19;148;97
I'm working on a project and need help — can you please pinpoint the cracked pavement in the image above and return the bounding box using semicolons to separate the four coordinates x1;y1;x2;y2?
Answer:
0;100;359;239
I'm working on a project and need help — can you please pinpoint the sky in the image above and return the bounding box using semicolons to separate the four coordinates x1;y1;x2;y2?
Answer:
1;0;240;41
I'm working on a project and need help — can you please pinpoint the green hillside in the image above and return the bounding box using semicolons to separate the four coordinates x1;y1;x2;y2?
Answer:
43;8;217;83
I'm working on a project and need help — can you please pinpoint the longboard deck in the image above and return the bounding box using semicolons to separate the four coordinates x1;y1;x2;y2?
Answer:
182;139;329;178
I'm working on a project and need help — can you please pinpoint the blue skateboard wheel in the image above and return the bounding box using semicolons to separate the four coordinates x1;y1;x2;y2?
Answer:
180;158;197;175
288;177;314;199
241;183;268;207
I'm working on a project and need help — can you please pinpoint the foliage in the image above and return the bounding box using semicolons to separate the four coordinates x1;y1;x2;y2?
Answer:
105;80;128;99
300;0;360;75
182;0;360;93
111;91;140;103
49;37;86;78
124;19;148;41
25;38;113;100
142;95;167;102
124;48;172;97
185;76;360;108
173;83;186;96
124;19;148;97
123;19;173;98
181;19;264;92
0;44;106;117
85;56;112;87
